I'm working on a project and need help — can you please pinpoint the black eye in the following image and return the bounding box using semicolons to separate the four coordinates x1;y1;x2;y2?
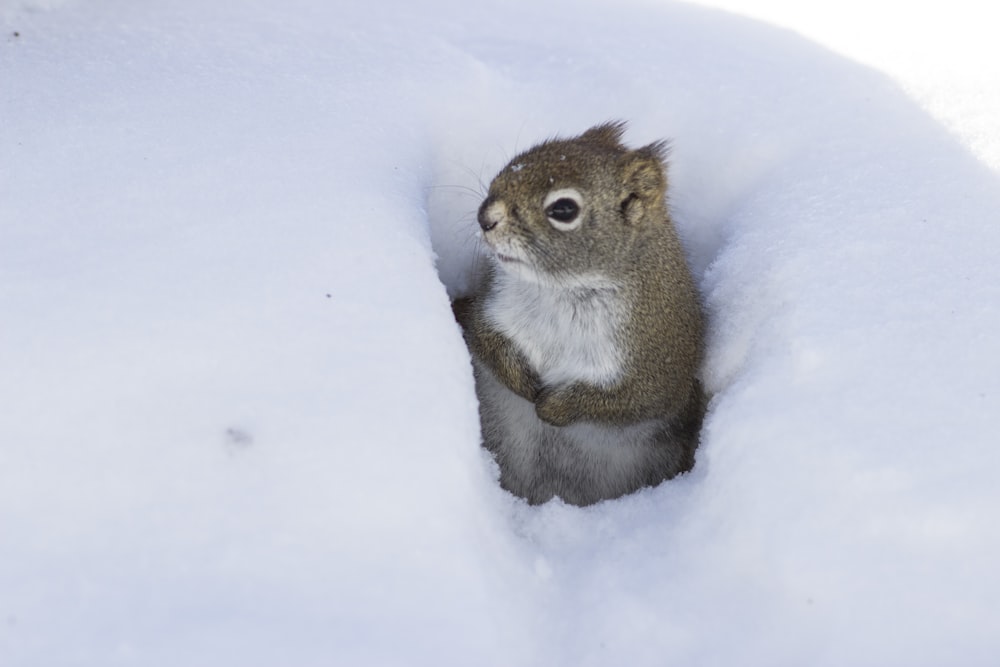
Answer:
545;198;579;223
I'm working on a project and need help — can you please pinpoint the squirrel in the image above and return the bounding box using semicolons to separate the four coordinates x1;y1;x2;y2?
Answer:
453;121;706;506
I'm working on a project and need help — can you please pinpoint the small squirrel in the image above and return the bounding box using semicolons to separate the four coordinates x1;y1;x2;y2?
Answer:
453;122;705;506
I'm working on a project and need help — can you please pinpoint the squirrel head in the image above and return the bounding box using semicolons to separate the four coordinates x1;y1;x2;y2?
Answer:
477;121;670;284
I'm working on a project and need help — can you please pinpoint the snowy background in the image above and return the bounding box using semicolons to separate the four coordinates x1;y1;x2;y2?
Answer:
3;0;999;664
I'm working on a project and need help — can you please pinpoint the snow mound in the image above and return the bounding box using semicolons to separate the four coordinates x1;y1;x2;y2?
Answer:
2;0;999;665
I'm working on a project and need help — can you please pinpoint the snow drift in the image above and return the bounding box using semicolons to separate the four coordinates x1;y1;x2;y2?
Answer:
2;0;999;665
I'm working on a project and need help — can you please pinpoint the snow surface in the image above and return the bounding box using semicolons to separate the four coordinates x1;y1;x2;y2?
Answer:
3;0;1000;665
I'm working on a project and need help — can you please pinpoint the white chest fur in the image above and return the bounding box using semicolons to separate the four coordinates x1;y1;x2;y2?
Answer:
484;270;627;388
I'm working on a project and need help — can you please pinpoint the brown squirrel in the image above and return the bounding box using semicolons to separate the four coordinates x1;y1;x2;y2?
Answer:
453;122;705;506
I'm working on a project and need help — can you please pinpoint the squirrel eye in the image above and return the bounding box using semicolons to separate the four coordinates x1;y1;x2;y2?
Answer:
545;198;579;223
543;188;584;230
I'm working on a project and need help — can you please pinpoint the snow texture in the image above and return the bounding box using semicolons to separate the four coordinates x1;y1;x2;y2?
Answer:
2;0;999;665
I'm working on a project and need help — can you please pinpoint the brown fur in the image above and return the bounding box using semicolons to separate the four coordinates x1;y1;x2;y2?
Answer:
454;122;705;505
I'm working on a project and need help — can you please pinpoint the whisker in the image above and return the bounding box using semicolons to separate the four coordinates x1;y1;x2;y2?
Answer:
457;162;490;197
426;183;486;200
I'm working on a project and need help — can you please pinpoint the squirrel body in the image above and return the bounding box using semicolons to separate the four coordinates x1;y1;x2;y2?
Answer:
484;269;626;389
455;122;705;506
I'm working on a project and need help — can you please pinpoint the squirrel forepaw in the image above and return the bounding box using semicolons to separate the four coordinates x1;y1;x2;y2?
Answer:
535;389;577;427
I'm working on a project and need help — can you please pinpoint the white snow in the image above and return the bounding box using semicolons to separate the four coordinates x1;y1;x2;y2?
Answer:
2;0;999;665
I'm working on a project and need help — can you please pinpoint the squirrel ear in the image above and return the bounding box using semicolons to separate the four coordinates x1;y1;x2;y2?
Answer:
622;142;668;199
619;141;669;223
579;120;628;148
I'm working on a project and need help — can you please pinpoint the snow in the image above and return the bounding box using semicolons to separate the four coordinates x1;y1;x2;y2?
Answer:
2;0;999;665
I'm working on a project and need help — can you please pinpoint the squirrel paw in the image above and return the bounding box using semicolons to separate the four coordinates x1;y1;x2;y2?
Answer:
535;389;578;427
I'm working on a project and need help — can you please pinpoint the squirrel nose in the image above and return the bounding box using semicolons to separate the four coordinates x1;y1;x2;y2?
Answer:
478;215;498;232
478;197;500;232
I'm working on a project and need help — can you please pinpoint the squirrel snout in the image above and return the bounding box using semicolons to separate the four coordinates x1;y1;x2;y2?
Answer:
478;214;498;232
478;197;502;232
